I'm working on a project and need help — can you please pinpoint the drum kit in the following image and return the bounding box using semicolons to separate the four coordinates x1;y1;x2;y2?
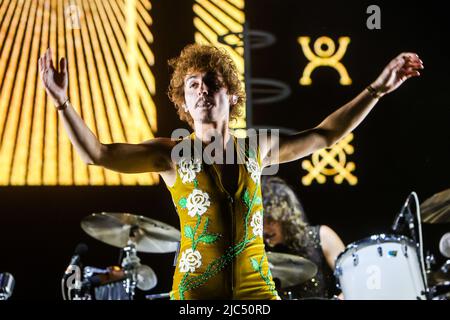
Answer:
334;190;450;300
61;189;450;300
266;189;450;300
62;212;180;300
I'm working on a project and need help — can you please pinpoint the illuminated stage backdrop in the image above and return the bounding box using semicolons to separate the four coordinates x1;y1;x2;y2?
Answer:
0;0;356;187
0;0;158;185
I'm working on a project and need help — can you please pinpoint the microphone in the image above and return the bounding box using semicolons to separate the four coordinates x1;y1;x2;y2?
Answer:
392;195;411;233
439;232;450;258
65;243;88;275
0;273;15;300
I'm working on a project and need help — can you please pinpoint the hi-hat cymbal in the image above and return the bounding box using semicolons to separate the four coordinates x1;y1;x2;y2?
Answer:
81;212;180;253
421;189;450;224
267;251;317;288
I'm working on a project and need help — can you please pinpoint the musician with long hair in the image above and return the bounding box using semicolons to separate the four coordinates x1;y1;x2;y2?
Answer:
262;176;345;299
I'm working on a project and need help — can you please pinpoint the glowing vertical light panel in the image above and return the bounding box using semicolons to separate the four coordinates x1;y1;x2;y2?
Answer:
0;0;158;185
193;0;246;133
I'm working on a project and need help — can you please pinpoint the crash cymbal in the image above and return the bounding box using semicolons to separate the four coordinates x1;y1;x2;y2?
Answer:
267;251;317;288
421;189;450;224
81;212;180;253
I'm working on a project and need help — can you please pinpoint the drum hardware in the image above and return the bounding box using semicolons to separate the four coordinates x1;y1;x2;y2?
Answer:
441;260;450;274
377;246;383;257
84;266;119;278
350;245;358;266
401;239;409;258
120;238;158;299
334;266;343;290
352;252;358;266
284;291;294;300
145;292;171;300
425;252;436;274
334;265;342;277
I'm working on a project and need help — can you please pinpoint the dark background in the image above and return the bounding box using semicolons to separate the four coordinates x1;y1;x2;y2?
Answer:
0;0;448;300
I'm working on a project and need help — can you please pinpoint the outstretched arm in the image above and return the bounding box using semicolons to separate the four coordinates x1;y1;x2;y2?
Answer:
39;48;175;174
261;52;424;167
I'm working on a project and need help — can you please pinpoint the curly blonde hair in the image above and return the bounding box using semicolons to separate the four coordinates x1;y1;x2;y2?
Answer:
167;44;245;128
261;176;309;251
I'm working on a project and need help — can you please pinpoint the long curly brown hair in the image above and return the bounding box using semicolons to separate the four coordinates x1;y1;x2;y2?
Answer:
261;176;309;251
167;44;245;128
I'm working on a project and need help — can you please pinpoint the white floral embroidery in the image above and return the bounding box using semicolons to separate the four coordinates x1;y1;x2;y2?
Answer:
178;158;201;184
246;158;261;184
250;211;263;238
186;189;211;217
178;248;202;273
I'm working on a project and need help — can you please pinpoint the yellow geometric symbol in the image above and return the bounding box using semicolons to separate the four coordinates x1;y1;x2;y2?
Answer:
0;0;158;186
193;0;246;137
298;36;352;86
301;133;358;186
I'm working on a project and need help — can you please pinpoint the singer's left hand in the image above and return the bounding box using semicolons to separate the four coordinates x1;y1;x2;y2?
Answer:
371;52;424;97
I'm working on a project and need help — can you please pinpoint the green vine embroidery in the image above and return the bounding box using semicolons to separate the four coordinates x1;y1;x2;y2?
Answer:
184;216;221;251
177;184;261;298
250;253;277;296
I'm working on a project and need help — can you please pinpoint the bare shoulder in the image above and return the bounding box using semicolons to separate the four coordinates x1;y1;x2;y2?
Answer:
142;137;179;187
319;225;338;240
319;225;345;251
320;225;346;269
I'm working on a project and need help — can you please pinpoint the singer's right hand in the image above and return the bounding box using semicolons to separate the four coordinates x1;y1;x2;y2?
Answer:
39;48;68;107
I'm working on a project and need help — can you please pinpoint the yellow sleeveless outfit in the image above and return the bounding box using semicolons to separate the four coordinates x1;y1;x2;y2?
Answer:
167;133;279;300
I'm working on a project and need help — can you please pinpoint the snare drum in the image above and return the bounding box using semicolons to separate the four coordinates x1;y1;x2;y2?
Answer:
334;234;426;300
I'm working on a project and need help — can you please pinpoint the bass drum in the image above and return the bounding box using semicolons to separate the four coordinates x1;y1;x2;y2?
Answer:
334;234;427;300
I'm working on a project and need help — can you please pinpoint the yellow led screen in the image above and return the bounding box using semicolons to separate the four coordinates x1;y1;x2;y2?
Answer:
0;0;158;186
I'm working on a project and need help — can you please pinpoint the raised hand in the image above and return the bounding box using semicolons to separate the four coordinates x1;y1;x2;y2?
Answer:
39;48;68;107
371;52;424;97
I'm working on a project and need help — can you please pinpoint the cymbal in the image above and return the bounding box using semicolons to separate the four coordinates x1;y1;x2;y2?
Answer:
421;189;450;224
267;251;318;288
135;264;158;291
81;212;180;253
